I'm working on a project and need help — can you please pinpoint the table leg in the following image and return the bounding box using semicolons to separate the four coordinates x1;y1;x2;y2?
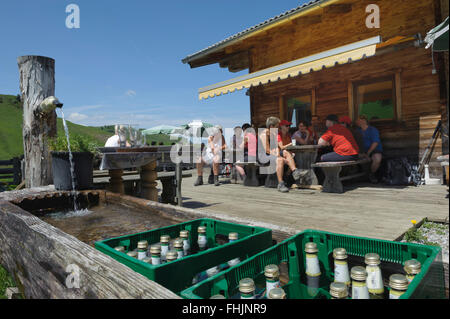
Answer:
140;161;158;201
295;151;319;186
321;166;343;193
108;169;124;194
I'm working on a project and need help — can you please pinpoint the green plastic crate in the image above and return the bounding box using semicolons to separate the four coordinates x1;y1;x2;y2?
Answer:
181;229;445;299
95;218;272;295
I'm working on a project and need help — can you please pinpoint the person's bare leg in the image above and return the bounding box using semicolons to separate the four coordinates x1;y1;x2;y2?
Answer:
213;157;220;186
283;151;297;171
371;153;382;173
197;160;203;176
276;157;285;183
235;164;246;177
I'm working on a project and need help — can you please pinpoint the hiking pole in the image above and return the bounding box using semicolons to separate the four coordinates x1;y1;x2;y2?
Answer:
418;120;442;177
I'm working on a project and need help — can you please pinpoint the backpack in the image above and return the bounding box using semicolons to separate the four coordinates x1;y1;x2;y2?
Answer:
382;157;421;186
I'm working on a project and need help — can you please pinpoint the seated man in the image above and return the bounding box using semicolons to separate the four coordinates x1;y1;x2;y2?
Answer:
259;117;307;193
194;125;226;187
356;115;383;183
318;114;359;162
339;115;365;154
292;120;313;145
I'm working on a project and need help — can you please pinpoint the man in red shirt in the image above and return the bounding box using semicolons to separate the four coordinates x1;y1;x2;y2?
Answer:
318;114;359;162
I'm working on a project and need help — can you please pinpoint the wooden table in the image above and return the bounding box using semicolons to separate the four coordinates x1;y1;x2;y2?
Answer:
285;145;323;186
99;152;160;201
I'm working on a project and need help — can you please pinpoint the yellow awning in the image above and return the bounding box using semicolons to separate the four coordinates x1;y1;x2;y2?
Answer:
199;36;381;100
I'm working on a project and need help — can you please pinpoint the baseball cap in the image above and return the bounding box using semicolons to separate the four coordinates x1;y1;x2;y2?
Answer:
326;114;339;123
339;116;352;125
279;120;292;126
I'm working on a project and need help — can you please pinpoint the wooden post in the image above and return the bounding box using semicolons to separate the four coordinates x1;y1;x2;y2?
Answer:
140;160;158;201
17;56;56;188
108;169;125;194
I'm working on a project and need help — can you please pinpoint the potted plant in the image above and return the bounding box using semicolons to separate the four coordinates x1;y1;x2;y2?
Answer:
49;134;99;191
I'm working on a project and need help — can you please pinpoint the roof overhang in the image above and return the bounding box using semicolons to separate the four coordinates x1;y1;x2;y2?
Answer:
198;36;381;100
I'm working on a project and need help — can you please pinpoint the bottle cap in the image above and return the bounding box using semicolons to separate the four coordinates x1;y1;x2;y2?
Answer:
268;287;286;299
389;274;409;291
264;264;280;279
304;242;318;254
173;238;183;249
137;240;148;250
333;248;348;260
198;226;206;233
126;251;138;258
166;251;178;261
239;278;255;294
142;257;152;264
210;294;226;299
206;266;220;277
404;259;421;275
114;246;125;253
350;266;367;281
180;230;189;238
228;232;239;240
365;253;381;265
329;282;348;299
150;245;161;255
160;235;170;244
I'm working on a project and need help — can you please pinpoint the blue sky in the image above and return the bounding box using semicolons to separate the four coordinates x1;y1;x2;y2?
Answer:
0;0;305;130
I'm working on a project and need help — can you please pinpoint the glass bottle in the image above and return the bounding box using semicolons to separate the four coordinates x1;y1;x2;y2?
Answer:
114;246;125;253
197;226;208;251
150;245;161;265
305;242;321;296
137;240;148;260
142;257;152;264
329;282;348;299
350;266;369;299
206;266;221;278
165;250;178;263
333;248;350;286
210;294;226;299
180;230;191;256
226;232;241;268
268;287;286;299
404;259;421;283
389;274;409;299
365;253;384;299
228;232;238;243
126;251;138;259
264;264;281;298
160;235;170;263
239;278;256;299
173;238;184;259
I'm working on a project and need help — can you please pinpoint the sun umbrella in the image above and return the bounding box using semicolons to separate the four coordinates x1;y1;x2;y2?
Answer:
142;125;179;135
425;16;449;51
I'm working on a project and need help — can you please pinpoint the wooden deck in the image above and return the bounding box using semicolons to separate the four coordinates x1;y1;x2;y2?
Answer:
168;171;449;241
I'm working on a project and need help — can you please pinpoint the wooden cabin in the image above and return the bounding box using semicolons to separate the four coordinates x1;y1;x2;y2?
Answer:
183;0;449;179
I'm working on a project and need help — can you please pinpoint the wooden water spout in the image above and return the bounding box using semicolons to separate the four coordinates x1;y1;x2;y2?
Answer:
17;56;58;188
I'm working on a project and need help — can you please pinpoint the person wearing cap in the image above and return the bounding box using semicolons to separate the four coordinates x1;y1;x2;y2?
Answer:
339;115;365;154
194;125;227;187
260;117;307;193
356;115;383;183
318;114;359;162
292;120;313;145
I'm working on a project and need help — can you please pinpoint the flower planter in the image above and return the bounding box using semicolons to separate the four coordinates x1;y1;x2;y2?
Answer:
51;151;93;190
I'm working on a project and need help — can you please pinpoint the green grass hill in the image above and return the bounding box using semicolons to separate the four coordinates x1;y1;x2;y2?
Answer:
0;94;182;160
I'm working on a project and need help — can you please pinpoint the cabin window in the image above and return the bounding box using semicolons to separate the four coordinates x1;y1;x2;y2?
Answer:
353;76;396;121
286;93;312;128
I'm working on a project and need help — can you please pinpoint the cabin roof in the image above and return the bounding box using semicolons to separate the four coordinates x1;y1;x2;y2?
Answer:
181;0;329;66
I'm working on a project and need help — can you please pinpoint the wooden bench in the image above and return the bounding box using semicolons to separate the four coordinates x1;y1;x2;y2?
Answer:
312;158;371;193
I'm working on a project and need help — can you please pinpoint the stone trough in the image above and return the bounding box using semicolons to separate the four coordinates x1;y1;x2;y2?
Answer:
0;187;296;299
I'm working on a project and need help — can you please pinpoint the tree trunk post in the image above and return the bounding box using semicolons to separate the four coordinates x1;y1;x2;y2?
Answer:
17;56;56;188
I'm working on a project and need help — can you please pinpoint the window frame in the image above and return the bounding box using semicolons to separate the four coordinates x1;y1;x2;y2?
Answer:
352;74;400;123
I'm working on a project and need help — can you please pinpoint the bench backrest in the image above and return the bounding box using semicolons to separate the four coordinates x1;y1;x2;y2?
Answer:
0;157;22;185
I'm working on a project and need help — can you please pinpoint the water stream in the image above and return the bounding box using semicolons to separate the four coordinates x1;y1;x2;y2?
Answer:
60;110;79;211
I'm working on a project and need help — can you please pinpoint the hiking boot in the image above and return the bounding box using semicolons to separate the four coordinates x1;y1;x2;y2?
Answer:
292;168;308;181
208;174;214;184
214;175;220;186
194;176;203;186
277;181;289;193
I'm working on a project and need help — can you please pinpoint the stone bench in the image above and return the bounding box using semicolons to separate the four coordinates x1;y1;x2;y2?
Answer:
235;161;260;186
312;158;371;193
